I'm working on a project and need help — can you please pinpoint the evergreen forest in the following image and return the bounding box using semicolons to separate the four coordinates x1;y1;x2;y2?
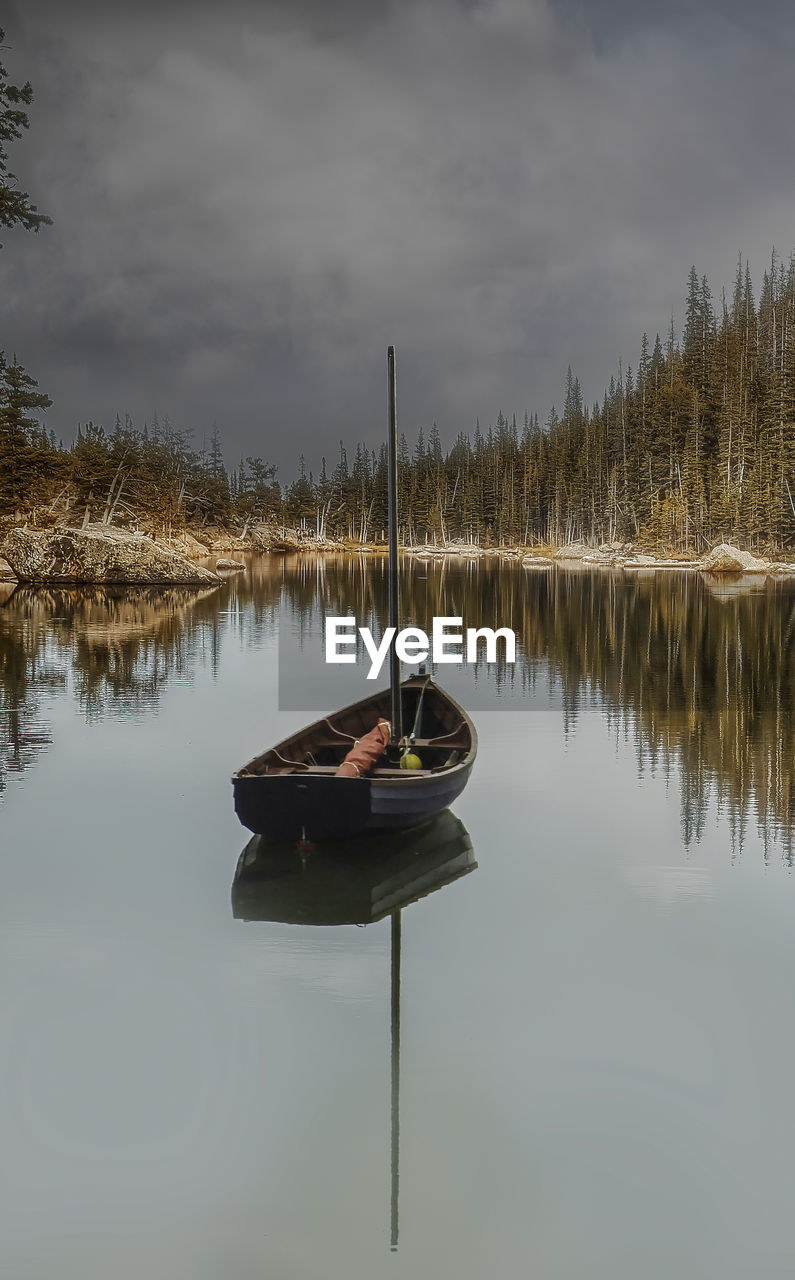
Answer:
4;251;795;551
4;26;795;552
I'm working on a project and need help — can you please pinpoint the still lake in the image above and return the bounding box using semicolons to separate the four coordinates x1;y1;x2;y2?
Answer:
2;555;795;1278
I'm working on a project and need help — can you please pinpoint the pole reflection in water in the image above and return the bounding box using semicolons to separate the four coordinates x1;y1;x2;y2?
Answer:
391;909;400;1252
231;809;477;1251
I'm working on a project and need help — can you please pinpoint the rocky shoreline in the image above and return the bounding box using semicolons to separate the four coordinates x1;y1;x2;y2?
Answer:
388;540;795;577
0;525;220;585
1;521;794;583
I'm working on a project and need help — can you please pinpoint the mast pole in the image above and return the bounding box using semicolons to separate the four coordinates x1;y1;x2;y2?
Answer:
387;346;403;742
390;908;402;1251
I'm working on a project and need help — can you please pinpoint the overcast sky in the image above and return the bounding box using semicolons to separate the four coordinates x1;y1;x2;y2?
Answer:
3;0;795;477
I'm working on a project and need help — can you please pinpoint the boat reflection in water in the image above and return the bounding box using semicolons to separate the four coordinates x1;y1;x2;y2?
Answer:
231;809;477;1251
232;806;476;925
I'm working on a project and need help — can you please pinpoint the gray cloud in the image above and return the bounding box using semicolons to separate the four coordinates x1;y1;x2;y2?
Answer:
2;0;795;475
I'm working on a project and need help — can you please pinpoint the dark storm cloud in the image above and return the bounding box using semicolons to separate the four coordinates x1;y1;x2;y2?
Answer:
551;0;795;45
3;0;795;475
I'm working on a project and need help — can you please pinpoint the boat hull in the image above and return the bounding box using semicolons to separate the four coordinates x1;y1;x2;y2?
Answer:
233;758;474;841
232;676;476;842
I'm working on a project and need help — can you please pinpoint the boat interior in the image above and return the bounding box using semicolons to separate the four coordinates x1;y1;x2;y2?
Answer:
238;679;472;778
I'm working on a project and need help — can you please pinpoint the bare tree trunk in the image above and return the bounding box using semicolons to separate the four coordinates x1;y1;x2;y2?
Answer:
82;490;93;529
107;476;127;525
47;487;68;515
101;459;127;525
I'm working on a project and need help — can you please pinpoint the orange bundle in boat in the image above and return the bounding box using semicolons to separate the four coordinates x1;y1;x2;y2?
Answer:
335;719;391;778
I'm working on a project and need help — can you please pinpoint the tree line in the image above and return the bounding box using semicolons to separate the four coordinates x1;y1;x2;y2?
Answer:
4;249;795;550
4;25;795;551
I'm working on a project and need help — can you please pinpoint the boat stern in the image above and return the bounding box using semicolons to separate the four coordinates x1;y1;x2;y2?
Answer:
232;772;372;842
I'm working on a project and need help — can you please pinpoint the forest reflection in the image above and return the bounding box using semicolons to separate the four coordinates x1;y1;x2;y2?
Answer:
0;565;251;793
2;554;794;854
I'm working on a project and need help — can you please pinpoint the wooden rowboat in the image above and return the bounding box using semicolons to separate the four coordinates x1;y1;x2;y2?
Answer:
232;347;477;843
233;673;477;842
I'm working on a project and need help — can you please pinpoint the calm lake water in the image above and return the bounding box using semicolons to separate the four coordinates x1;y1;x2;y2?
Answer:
2;556;795;1278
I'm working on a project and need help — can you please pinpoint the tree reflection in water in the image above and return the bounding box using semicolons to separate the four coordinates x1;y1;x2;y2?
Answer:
2;556;795;854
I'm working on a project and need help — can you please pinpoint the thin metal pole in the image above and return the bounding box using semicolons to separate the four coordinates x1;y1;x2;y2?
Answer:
390;908;401;1252
387;346;403;742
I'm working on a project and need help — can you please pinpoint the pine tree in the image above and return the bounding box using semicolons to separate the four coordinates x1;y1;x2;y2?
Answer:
0;27;52;246
0;351;53;512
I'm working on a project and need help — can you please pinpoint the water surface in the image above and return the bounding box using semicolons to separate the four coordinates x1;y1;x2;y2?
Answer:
1;557;795;1278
